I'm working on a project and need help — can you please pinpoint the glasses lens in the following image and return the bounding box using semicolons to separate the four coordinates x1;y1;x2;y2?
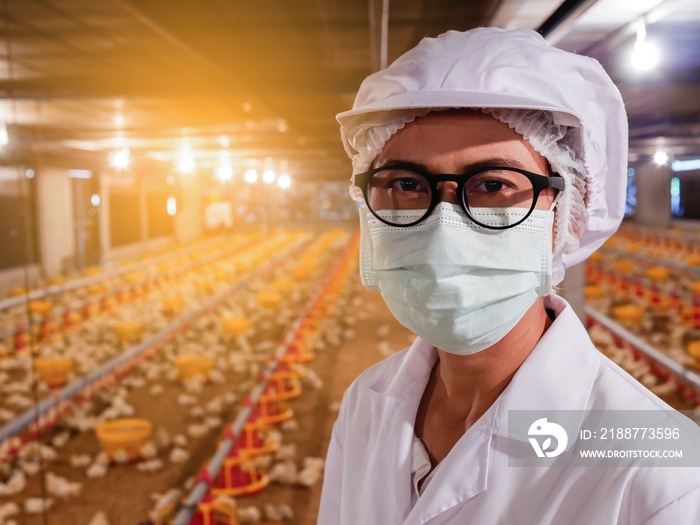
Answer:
464;169;535;227
367;168;431;225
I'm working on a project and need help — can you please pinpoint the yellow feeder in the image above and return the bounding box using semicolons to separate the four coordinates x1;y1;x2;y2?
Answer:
195;280;214;293
273;278;295;293
47;276;66;286
9;287;27;297
114;321;143;343
124;273;143;284
613;260;636;274
83;267;102;277
34;357;73;386
223;317;253;337
588;252;602;263
611;305;645;327
688;341;700;359
162;296;184;313
29;300;53;316
292;267;310;281
690;282;700;296
96;419;153;460
584;285;605;300
645;266;670;283
256;290;282;309
88;284;108;296
174;354;215;381
686;255;700;267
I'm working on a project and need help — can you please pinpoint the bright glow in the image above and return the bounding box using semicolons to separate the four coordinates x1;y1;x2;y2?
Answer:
244;169;258;183
167;196;177;216
278;121;288;133
632;41;660;71
631;24;659;72
671;158;700;172
653;151;668;165
242;102;252;113
111;148;130;169
670;177;682;217
0;123;8;146
178;156;195;173
91;194;100;207
219;135;230;148
278;174;291;188
114;114;125;127
69;169;93;179
217;163;233;181
166;175;175;185
25;169;35;179
262;169;276;183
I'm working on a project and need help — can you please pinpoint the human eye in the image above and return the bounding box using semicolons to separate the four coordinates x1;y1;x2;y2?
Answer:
390;174;428;193
375;169;429;194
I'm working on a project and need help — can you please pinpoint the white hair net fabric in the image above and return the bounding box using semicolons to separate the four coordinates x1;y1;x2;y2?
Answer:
338;27;628;285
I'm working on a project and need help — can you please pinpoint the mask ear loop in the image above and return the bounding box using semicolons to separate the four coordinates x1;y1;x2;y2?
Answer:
548;182;565;212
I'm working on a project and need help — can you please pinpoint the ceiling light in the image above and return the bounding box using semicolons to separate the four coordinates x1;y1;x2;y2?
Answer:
262;169;276;183
0;124;9;146
219;135;230;148
671;158;700;172
178;156;195;173
114;114;125;127
244;169;258;183
278;174;291;189
110;148;130;169
653;151;668;165
217;163;233;181
25;169;35;179
278;121;288;133
631;24;659;72
167;196;177;216
91;194;100;207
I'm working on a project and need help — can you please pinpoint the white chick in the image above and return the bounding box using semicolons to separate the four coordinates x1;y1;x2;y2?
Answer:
268;460;298;484
0;502;20;522
187;424;209;439
139;441;158;460
237;506;262;523
23;497;54;514
46;472;82;498
275;443;296;462
86;463;108;479
70;454;92;468
87;511;110;525
169;447;190;463
137;459;164;473
0;470;26;496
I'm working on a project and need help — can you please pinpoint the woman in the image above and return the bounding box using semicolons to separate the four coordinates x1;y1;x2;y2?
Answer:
318;28;700;524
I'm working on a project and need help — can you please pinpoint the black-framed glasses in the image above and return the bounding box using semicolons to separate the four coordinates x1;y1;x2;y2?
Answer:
355;164;565;230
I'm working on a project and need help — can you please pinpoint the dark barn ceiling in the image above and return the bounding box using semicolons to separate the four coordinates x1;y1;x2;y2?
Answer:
0;0;698;180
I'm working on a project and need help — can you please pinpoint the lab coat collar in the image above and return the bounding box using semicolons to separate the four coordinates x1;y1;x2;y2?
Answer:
365;295;599;523
493;294;599;442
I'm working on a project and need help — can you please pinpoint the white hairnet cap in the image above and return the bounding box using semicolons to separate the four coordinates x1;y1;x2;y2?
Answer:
337;27;628;274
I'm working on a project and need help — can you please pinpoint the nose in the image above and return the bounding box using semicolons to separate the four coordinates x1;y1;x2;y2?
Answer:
437;181;459;205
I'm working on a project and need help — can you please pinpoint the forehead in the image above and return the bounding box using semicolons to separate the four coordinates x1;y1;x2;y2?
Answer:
375;110;548;174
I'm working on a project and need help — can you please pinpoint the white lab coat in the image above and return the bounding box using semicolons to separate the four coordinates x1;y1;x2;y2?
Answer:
318;295;700;524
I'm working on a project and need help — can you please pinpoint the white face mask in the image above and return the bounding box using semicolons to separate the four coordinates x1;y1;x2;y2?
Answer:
359;202;554;355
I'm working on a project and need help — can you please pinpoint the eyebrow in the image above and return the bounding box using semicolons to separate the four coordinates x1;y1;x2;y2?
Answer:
374;156;530;174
